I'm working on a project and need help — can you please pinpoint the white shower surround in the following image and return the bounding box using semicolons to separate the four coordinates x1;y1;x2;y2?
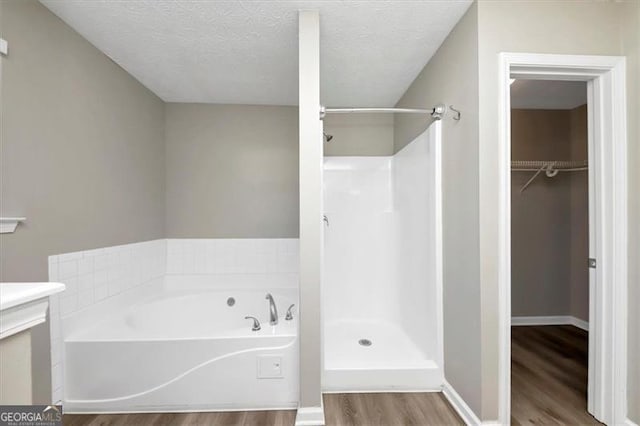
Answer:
48;238;299;412
323;122;443;392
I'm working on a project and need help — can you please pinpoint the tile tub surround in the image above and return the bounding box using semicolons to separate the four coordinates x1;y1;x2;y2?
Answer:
166;239;299;277
48;239;166;404
48;238;299;406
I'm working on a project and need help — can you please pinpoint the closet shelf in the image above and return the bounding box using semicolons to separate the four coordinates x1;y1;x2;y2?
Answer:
512;160;588;193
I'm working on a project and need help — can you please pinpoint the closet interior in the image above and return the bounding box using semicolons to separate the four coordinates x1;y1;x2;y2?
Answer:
509;80;595;424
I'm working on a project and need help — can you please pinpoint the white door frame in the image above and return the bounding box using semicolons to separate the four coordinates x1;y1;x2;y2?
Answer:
497;53;628;425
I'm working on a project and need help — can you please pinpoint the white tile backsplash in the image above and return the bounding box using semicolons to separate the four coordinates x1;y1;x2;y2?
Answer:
60;293;78;316
52;388;63;406
78;256;94;276
94;283;108;301
165;238;298;276
78;288;94;309
48;239;167;404
93;269;108;287
93;252;109;271
50;239;296;319
77;274;94;292
48;259;58;282
49;305;61;340
52;363;62;392
58;260;78;280
51;340;61;368
49;239;166;319
61;276;78;294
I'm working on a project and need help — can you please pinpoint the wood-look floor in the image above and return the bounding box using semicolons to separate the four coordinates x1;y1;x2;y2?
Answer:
323;392;463;426
511;325;602;425
63;393;462;426
63;410;296;426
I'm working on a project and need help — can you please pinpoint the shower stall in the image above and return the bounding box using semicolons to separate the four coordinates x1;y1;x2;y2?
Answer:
322;120;443;391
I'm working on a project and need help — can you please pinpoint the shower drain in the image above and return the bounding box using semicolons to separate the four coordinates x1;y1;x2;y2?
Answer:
358;339;372;347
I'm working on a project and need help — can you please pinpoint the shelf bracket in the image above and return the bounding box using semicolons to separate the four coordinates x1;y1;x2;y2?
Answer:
519;165;546;193
0;217;26;234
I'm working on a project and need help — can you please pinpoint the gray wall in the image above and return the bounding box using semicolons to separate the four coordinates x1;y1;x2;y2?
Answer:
323;113;393;156
476;0;638;421
395;2;481;417
0;0;165;402
164;104;299;238
510;107;588;321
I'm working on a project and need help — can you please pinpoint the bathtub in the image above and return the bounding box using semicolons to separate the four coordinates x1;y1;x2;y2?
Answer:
62;282;299;413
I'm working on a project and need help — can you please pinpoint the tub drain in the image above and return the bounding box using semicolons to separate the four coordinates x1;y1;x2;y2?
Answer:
358;339;372;347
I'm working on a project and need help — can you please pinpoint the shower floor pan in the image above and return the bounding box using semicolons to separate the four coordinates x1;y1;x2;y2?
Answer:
323;320;442;392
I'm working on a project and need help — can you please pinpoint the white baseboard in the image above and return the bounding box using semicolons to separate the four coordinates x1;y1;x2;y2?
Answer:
568;316;589;331
323;388;440;394
295;405;325;426
442;381;482;425
511;315;589;331
626;418;639;426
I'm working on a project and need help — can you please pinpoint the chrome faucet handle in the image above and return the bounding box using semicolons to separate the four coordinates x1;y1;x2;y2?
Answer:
285;304;295;321
244;316;261;331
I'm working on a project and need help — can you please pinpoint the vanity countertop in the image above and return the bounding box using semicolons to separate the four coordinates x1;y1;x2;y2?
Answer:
0;282;65;311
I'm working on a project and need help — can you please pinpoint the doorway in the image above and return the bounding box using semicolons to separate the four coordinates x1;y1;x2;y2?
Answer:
509;79;594;423
497;54;628;425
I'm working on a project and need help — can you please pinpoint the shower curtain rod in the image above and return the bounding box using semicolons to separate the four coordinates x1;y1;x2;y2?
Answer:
319;104;446;120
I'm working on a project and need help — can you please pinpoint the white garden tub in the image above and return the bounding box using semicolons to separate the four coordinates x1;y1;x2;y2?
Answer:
62;284;298;413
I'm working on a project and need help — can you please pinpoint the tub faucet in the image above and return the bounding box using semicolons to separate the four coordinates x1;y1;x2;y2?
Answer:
265;293;278;325
244;316;261;331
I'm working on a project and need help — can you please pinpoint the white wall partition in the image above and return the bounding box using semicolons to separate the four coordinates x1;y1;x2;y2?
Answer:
323;121;443;391
297;10;324;426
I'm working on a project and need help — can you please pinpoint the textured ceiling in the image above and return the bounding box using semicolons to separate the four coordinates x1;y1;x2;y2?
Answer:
40;0;472;106
511;80;587;110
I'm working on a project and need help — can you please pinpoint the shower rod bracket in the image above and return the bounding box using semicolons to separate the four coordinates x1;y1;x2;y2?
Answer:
431;103;446;120
319;103;447;120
